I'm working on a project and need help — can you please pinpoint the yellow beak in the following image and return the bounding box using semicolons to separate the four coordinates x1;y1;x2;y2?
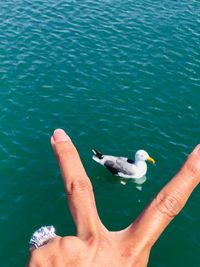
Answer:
147;157;155;164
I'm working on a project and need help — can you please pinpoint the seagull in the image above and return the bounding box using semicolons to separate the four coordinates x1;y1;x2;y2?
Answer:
92;149;155;179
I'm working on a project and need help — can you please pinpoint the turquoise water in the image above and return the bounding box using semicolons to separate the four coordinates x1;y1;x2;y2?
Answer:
0;0;200;266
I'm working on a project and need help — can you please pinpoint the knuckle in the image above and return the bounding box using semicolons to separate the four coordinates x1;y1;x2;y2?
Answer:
155;192;183;218
67;178;93;195
183;159;200;179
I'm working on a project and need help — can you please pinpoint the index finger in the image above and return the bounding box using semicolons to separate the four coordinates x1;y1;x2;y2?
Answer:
51;129;103;240
127;145;200;247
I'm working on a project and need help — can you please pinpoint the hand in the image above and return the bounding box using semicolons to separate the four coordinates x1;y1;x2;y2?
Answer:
27;129;200;267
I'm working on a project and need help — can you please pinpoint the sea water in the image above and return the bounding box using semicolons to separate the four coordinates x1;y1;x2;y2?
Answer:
0;0;200;266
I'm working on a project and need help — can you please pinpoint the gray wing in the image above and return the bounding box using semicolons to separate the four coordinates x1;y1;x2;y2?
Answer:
104;157;136;176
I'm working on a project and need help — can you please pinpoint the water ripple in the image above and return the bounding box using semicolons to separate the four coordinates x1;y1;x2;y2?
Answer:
1;0;200;266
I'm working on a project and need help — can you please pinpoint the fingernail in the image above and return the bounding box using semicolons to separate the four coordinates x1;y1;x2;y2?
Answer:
53;129;70;142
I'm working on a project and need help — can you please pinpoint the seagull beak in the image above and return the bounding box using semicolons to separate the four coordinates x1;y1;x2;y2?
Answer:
147;157;155;164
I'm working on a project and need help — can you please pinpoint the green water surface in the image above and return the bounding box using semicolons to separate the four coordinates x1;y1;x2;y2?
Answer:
0;0;200;266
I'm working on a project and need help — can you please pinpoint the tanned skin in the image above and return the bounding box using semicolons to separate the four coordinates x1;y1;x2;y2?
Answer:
27;129;200;267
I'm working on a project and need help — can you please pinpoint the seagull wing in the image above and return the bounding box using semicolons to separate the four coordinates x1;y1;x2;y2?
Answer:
104;157;136;176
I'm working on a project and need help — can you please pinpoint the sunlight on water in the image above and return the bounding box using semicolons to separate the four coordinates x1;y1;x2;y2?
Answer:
0;0;200;266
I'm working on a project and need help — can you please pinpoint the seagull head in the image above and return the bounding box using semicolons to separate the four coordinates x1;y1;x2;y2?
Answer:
135;150;155;164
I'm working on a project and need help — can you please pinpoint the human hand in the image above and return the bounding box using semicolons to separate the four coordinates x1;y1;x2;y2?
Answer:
27;129;200;267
